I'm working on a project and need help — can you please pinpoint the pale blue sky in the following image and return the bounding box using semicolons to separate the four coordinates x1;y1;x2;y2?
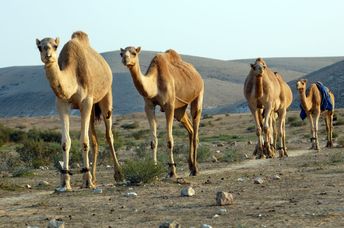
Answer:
1;0;343;67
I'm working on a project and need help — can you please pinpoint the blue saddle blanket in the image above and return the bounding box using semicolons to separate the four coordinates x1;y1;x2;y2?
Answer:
300;82;333;120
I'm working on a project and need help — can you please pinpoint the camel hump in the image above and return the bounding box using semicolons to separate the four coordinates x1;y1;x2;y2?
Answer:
71;31;90;46
165;49;182;63
255;57;267;67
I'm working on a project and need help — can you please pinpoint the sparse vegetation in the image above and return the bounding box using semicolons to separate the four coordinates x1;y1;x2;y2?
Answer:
221;148;245;163
121;121;140;129
123;159;166;185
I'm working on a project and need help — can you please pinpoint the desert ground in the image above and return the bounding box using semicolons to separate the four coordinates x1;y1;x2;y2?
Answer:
1;110;344;227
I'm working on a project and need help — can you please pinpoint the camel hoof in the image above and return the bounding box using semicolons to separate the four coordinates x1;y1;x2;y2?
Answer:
55;186;72;193
166;172;178;179
189;170;199;176
326;142;333;148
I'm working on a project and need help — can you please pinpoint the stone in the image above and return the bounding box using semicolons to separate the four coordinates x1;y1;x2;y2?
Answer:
248;140;253;145
254;177;264;184
25;184;32;189
272;175;281;180
181;186;195;197
201;224;212;228
126;192;138;197
237;177;245;182
216;191;234;206
217;143;224;147
218;208;228;215
37;180;49;186
159;220;181;228
212;155;218;162
93;188;103;194
47;219;65;228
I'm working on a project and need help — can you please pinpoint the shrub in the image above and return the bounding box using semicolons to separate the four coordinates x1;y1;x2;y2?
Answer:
334;117;344;126
222;149;245;163
203;114;213;119
246;125;255;132
197;144;211;162
27;129;61;143
121;121;140;130
123;159;166;185
329;151;344;164
290;119;306;127
12;167;35;177
16;140;60;169
131;129;150;140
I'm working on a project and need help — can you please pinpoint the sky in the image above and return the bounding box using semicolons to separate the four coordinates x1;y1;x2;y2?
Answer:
0;0;344;67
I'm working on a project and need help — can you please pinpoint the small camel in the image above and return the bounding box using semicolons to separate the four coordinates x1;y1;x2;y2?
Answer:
296;79;335;150
244;58;292;158
36;31;123;192
120;47;204;177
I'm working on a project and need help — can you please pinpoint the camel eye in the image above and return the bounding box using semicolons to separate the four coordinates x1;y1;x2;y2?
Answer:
132;52;137;56
53;45;58;50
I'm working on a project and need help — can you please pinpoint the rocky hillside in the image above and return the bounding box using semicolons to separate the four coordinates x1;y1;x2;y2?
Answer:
0;51;343;117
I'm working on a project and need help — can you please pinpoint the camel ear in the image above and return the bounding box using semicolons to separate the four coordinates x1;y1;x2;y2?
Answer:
301;79;307;84
120;48;124;52
36;39;41;47
55;37;60;46
250;63;255;69
136;47;141;54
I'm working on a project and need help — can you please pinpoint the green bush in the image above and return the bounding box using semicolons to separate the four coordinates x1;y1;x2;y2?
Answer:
329;151;344;164
12;167;35;177
121;121;140;129
123;159;166;185
27;129;61;143
197;144;211;162
290;119;306;127
222;149;245;163
16;140;60;169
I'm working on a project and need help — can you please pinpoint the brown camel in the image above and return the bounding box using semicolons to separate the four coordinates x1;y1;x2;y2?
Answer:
244;58;292;158
36;31;123;192
120;47;204;177
296;79;335;150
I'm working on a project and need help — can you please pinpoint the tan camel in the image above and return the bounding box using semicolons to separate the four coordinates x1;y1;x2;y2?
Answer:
120;47;204;177
36;31;122;192
244;58;292;158
296;79;335;150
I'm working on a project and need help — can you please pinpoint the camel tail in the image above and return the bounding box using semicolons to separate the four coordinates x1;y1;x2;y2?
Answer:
94;103;102;122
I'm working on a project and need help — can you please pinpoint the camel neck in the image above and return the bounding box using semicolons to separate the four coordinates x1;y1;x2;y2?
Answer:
255;75;263;99
299;89;311;112
44;62;77;100
128;61;157;98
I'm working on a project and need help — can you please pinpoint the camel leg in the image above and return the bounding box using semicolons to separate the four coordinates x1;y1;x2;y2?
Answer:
325;112;333;148
56;99;72;192
80;97;95;189
314;112;320;151
308;114;316;150
190;94;203;176
252;109;264;158
144;101;158;164
329;111;334;147
165;104;177;178
174;107;194;175
99;95;123;182
89;108;99;185
278;109;288;157
263;106;275;158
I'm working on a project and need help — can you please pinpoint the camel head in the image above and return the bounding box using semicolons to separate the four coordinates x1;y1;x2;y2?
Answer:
296;79;307;92
250;58;267;77
36;37;60;64
120;46;141;68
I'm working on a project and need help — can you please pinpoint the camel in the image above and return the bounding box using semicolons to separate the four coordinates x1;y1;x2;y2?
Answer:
36;31;123;192
244;58;293;158
296;79;335;150
120;47;204;178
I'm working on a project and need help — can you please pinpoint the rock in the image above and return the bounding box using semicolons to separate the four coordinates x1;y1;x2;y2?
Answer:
248;140;253;145
272;175;281;180
201;224;212;228
126;192;138;197
37;180;49;186
216;150;221;153
26;226;39;228
237;177;245;182
212;155;218;162
217;143;224;147
25;184;32;189
244;154;249;159
213;214;220;218
47;218;65;228
106;165;112;169
254;177;264;184
159;220;181;228
216;191;234;206
230;141;237;146
218;208;228;215
181;186;195;197
93;188;103;194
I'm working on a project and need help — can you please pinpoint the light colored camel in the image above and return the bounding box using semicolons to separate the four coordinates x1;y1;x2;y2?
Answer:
296;79;335;150
120;47;204;177
36;31;122;192
244;58;292;158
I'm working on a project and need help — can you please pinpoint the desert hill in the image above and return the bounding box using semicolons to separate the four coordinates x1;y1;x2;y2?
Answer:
0;51;343;117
